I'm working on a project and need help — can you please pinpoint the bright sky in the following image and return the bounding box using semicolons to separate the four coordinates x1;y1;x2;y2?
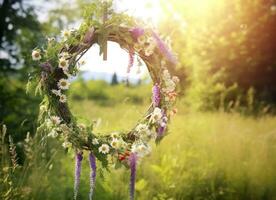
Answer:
80;0;162;78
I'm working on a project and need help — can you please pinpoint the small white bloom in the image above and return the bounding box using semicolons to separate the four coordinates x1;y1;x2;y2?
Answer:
172;76;180;83
50;116;61;126
137;35;146;44
110;132;120;139
163;70;171;80
61;29;71;40
150;107;163;123
145;45;155;56
51;89;61;96
135;124;151;136
59;94;67;103
99;144;110;154
59;52;70;59
47;37;56;43
58;57;69;71
92;138;99;145
62;141;72;148
32;49;41;61
58;78;70;90
48;130;58;138
165;79;176;92
131;143;151;157
110;138;120;149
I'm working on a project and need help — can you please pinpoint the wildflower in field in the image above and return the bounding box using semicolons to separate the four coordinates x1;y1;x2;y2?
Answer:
58;78;70;90
59;57;69;71
50;116;61;126
150;107;163;123
131;143;151;157
59;94;67;103
51;89;61;96
78;123;86;130
92;138;99;145
99;144;110;154
162;69;171;80
164;79;176;93
152;84;161;107
32;49;41;61
110;138;120;149
61;29;71;40
47;37;55;43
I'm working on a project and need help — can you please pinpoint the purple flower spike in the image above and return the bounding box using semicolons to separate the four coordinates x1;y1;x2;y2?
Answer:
127;48;135;73
152;84;161;107
74;152;83;200
157;124;166;138
130;27;144;41
129;153;138;200
152;32;177;65
89;153;97;200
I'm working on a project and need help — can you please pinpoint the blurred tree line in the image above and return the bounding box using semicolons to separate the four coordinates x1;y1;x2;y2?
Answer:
161;0;276;113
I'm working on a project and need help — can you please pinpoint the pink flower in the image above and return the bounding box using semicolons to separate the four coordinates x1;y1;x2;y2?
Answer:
130;27;145;41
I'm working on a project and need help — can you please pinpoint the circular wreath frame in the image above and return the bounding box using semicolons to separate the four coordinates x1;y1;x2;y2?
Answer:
30;12;179;168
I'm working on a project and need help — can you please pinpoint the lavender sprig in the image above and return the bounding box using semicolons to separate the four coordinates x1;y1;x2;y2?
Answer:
129;153;138;200
74;152;83;200
89;152;97;200
152;84;161;107
152;32;177;64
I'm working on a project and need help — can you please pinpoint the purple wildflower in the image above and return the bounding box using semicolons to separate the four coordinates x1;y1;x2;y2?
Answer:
74;152;83;200
89;153;97;200
152;32;177;65
152;84;161;107
83;27;95;44
127;48;135;73
40;62;52;73
130;27;145;41
129;153;138;200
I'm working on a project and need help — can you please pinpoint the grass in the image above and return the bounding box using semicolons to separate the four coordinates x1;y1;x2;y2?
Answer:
8;83;276;200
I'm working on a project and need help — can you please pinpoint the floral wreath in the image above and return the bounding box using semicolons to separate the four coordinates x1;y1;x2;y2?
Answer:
29;2;178;200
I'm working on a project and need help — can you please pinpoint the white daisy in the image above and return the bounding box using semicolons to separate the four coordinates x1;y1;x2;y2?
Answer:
92;138;99;145
150;107;163;124
50;116;61;126
58;79;70;90
110;138;120;149
59;94;67;103
131;143;151;157
110;132;120;139
58;57;69;71
61;29;71;40
99;144;110;154
32;49;41;61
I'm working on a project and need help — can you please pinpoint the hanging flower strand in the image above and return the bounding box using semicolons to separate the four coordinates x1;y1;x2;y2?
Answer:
89;152;97;200
74;152;83;200
129;153;138;200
